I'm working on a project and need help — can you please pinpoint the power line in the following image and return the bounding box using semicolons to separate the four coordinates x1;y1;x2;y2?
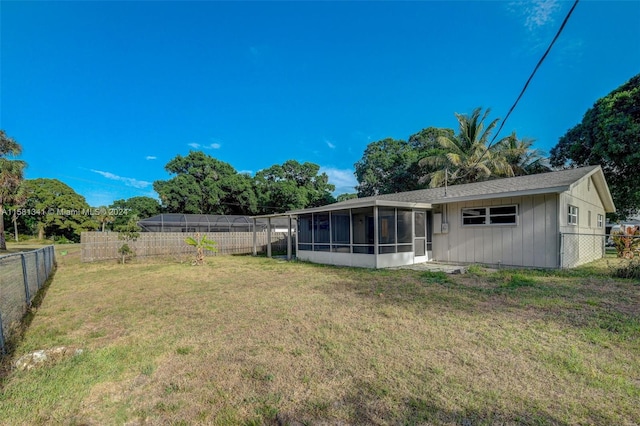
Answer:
490;0;580;146
451;0;580;184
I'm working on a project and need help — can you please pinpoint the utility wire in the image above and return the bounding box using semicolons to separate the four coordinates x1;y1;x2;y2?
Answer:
489;0;580;146
453;0;580;183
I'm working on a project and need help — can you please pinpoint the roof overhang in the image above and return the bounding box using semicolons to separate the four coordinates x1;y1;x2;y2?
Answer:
287;199;433;216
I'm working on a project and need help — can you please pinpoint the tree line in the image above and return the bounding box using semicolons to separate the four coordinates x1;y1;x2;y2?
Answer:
1;73;638;248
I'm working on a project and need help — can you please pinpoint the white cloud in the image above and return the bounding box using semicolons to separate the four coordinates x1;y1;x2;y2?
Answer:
238;170;254;176
508;0;560;31
145;155;157;160
320;167;358;195
326;140;336;149
90;169;151;189
187;142;221;150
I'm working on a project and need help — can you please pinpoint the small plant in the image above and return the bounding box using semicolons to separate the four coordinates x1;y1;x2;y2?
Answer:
185;233;218;265
611;225;640;259
116;215;140;264
117;243;133;264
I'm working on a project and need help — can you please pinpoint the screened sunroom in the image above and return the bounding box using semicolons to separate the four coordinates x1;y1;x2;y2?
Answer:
290;201;433;268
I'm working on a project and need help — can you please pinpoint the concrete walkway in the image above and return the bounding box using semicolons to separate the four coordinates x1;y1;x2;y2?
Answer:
391;262;466;274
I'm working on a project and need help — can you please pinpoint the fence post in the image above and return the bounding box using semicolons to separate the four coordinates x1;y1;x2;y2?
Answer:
252;219;257;256
559;232;564;269
35;250;41;289
20;253;31;307
0;314;6;355
42;247;51;281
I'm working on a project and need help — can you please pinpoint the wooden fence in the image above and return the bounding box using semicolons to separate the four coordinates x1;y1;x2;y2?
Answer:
81;231;293;262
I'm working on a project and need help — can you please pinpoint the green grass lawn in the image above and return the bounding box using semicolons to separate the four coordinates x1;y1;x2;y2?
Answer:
0;248;638;425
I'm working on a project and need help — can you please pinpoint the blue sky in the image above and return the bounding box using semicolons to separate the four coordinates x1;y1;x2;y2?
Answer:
2;1;639;207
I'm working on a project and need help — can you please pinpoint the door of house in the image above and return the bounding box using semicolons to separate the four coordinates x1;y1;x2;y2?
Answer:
414;210;428;263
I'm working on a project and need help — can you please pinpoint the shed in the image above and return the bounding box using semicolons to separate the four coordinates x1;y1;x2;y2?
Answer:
287;166;615;269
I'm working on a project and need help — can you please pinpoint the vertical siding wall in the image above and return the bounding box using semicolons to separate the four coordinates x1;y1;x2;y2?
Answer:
559;176;606;233
433;195;559;268
559;176;607;267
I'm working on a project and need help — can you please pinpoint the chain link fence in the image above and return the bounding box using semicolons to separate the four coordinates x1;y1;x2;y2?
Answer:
560;233;606;268
560;233;640;268
0;245;56;354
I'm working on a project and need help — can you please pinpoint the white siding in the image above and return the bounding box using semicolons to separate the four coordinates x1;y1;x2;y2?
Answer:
432;195;559;268
559;176;607;267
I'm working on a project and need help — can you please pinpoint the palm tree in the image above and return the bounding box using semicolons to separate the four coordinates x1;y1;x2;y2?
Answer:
9;183;28;242
95;206;115;232
418;107;513;187
0;130;27;250
497;134;551;176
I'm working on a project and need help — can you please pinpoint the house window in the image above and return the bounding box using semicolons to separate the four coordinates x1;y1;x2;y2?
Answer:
588;211;592;228
568;205;578;225
597;214;604;228
461;205;517;226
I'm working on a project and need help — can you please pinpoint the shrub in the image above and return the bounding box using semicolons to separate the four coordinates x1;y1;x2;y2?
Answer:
611;258;640;280
611;225;640;259
185;233;218;266
53;235;73;244
117;243;134;264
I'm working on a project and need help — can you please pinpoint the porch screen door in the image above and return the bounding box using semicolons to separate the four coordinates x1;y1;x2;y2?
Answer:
414;211;426;257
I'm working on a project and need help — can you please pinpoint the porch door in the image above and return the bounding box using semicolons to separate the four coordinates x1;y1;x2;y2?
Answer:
414;210;428;263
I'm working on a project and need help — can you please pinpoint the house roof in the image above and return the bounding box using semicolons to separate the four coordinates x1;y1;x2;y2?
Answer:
289;165;616;214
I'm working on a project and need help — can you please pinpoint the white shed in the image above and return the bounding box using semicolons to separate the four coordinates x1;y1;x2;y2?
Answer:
287;166;615;269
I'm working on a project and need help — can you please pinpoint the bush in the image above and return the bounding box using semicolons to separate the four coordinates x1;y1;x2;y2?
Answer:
53;235;73;244
611;259;640;280
611;225;640;259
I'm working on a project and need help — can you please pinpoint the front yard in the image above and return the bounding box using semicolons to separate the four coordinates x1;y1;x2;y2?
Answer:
0;247;638;425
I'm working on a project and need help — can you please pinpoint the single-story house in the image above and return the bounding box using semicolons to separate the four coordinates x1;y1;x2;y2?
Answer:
287;165;615;269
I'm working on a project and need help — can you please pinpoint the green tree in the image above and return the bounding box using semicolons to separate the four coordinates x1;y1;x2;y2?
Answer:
408;127;456;151
353;127;454;197
22;178;97;241
418;107;514;187
253;160;335;214
9;184;28;242
0;130;27;250
110;196;161;229
94;206;115;232
498;134;551;176
354;138;419;197
336;193;358;202
550;74;640;220
153;151;257;215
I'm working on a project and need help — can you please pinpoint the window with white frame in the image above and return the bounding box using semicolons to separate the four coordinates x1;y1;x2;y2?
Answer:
568;205;578;225
461;205;518;226
597;214;604;228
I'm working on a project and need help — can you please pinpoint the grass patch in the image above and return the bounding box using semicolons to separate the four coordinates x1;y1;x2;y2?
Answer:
0;254;638;425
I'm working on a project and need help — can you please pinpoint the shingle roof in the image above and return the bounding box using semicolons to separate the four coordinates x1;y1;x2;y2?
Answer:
289;165;616;214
